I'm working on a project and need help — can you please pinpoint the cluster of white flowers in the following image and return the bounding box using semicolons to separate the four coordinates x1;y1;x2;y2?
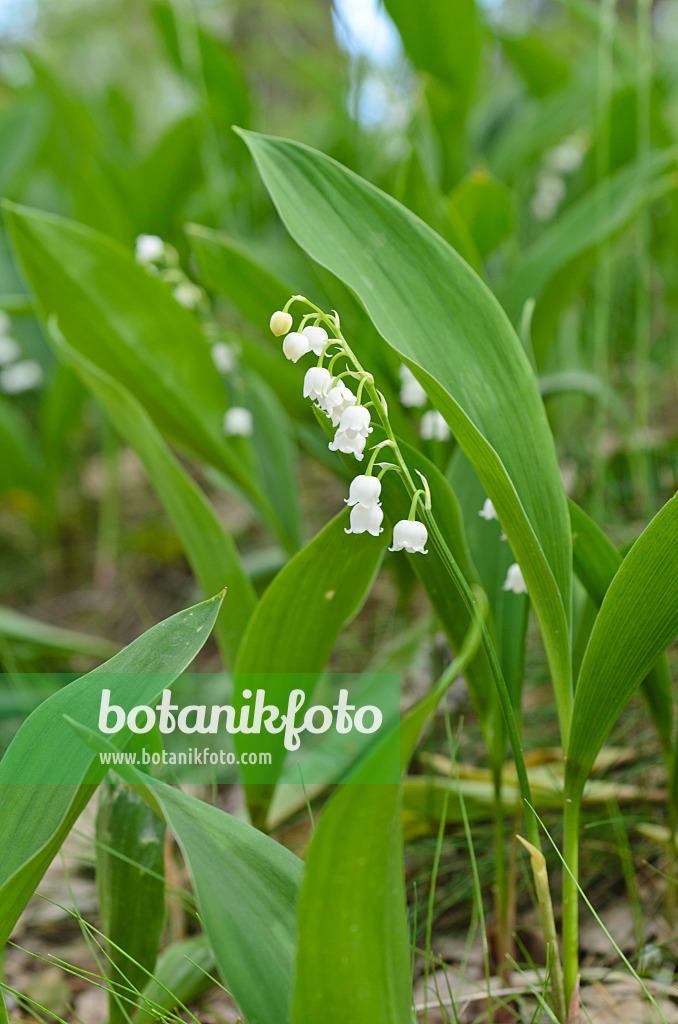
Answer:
271;300;430;555
134;234;204;309
478;496;527;595
0;311;43;395
531;131;588;222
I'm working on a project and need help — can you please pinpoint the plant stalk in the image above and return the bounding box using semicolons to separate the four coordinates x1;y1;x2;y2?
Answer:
562;796;581;1010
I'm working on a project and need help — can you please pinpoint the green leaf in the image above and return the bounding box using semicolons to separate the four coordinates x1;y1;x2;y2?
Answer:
2;202;258;503
0;592;223;946
238;129;572;743
568;499;673;754
498;33;569;97
292;785;411;1024
0;395;43;496
50;331;255;666
234;508;386;821
96;780;166;1022
448;170;514;259
90;759;302;1024
134;936;215;1024
0;606;117;660
566;493;678;797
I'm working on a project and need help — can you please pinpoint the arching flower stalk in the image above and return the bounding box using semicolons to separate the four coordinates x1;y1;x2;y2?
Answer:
272;294;433;554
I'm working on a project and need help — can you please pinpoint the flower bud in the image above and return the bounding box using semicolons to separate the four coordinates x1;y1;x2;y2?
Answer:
282;331;310;363
173;281;202;309
0;336;20;367
211;342;236;374
223;407;254;437
389;520;428;555
270;310;293;336
345;504;383;537
0;360;43;394
478;498;498;521
135;234;165;264
345;475;381;509
420;410;450;441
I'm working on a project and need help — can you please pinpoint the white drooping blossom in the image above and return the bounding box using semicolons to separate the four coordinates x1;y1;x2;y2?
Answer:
420;410;451;441
223;407;254;437
302;324;329;356
390;519;428;555
0;360;43;394
544;132;587;175
478;498;498;521
270;310;293;336
282;331;310;363
345;474;381;509
211;342;236;374
503;562;527;595
135;234;165;264
337;404;371;439
303;366;333;403
345;503;384;537
398;364;427;408
320;383;356;425
329;428;367;461
531;173;566;222
173;281;203;309
0;335;20;367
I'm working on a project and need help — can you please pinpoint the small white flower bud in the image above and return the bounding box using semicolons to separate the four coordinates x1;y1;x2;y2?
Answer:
0;335;20;366
211;342;236;374
282;331;310;363
478;498;498;521
302;324;329;355
135;234;165;264
270;310;293;336
420;410;450;441
503;563;527;595
0;359;43;394
389;520;428;554
338;404;371;438
223;407;254;437
345;474;381;509
303;366;333;402
173;281;202;309
345;503;383;537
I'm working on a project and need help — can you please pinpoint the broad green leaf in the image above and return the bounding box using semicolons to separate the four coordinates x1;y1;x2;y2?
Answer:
234;508;386;820
0;606;117;659
498;33;569;97
134;936;215;1024
2;202;260;506
0;592;223;946
568;499;673;754
448;170;514;259
74;747;302;1024
50;332;255;665
96;780;166;1023
238;129;572;742
292;784;410;1024
566;493;678;798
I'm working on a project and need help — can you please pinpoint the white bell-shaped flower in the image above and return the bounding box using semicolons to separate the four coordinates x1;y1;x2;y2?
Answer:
211;342;236;374
321;383;356;424
345;503;383;537
420;410;450;441
223;407;254;437
270;310;293;336
0;360;43;394
302;325;329;356
303;366;333;403
345;474;381;509
0;335;20;366
282;331;310;363
478;498;498;521
390;519;428;555
135;234;165;264
338;404;371;439
399;365;427;408
329;429;367;461
173;281;202;309
503;563;527;595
